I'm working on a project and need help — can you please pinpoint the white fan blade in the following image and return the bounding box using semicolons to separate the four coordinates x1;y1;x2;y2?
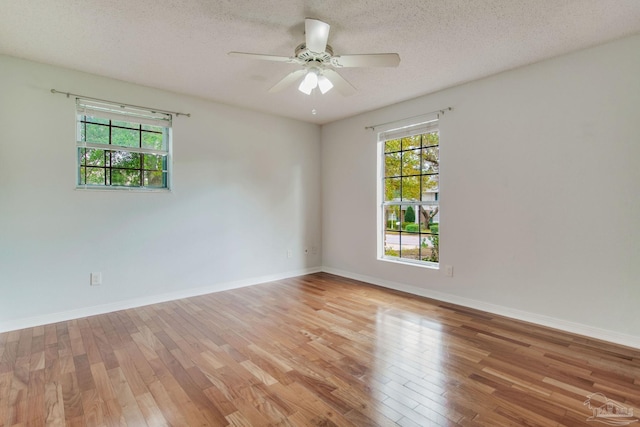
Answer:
323;69;356;96
305;18;330;53
228;52;296;63
268;69;307;93
331;53;400;68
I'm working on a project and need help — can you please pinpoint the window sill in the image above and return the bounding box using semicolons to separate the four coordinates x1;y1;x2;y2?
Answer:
378;256;439;270
75;185;171;193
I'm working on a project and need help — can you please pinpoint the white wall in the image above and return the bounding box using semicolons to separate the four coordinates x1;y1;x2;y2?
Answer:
321;35;640;346
0;55;322;331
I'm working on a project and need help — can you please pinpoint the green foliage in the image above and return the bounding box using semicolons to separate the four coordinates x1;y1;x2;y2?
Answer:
404;206;415;223
142;132;164;150
384;247;399;257
384;139;401;153
421;235;439;263
405;223;420;233
383;132;439;202
423;132;439;147
429;223;439;234
84;123;109;144
112;169;141;186
402;135;421;150
429;237;440;262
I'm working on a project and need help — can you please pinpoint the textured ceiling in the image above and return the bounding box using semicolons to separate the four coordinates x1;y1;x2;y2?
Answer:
2;1;640;124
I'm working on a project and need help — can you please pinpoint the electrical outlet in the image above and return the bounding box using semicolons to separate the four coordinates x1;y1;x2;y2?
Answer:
445;265;454;277
90;272;102;286
311;246;318;255
287;249;292;259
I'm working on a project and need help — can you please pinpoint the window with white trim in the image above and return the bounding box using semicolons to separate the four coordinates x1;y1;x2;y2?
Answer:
76;99;172;190
379;118;439;266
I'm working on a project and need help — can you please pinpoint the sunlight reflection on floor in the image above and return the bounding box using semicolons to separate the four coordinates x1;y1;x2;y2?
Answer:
369;307;456;425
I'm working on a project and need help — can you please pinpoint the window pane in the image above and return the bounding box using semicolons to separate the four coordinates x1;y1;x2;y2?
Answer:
85;148;106;167
142;124;163;132
400;237;420;260
422;131;439;147
401;135;420;150
401;150;421;176
401;176;420;200
420;234;439;263
83;115;109;125
384;152;401;177
142;131;164;150
144;171;166;187
111;151;140;169
428;222;439;236
84;167;105;185
111;169;141;186
384;205;401;231
422;175;439;198
419;205;440;230
384;246;399;258
85;123;109;144
112;120;139;130
143;154;165;170
422;147;439;174
384;177;401;201
384;230;399;257
111;127;139;148
402;206;419;233
385;139;401;153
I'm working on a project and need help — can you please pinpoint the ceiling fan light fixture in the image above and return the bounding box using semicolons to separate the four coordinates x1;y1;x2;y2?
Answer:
317;75;333;94
230;18;400;97
298;81;313;95
298;70;318;95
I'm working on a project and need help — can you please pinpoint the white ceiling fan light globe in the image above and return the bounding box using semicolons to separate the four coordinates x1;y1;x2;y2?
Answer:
298;79;313;94
306;71;318;88
298;69;319;95
317;75;333;94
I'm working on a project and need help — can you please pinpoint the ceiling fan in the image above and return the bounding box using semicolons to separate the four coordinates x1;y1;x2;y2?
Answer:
228;18;400;96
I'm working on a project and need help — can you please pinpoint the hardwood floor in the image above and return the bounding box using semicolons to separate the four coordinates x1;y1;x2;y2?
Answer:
1;272;638;426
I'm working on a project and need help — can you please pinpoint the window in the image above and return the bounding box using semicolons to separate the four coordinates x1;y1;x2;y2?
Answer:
379;119;439;266
76;99;172;190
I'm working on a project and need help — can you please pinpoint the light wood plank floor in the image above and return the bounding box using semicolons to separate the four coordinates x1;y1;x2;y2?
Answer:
1;273;638;426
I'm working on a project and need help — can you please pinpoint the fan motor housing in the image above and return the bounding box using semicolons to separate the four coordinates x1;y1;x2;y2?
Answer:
295;43;334;63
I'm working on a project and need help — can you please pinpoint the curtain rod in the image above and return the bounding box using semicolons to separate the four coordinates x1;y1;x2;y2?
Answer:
50;89;191;118
365;107;452;131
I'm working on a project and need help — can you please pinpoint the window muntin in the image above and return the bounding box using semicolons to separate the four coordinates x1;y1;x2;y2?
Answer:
76;100;171;190
380;121;439;266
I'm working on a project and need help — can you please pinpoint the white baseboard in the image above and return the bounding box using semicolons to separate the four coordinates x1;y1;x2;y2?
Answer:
321;266;640;350
5;265;639;350
0;267;322;333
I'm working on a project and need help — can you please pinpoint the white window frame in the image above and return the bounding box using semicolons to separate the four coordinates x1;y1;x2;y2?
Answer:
76;99;173;191
377;116;440;268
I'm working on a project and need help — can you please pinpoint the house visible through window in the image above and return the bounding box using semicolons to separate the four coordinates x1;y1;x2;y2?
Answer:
76;99;172;190
379;118;439;266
